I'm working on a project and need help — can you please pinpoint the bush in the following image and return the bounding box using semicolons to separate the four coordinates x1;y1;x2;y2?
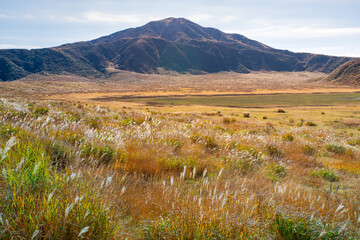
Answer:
80;143;115;164
159;156;197;172
325;144;346;154
87;117;101;129
243;112;250;118
302;144;317;156
190;133;202;143
166;139;184;152
347;138;360;146
281;133;294;142
34;107;49;115
272;215;350;239
305;121;317;127
267;144;284;158
222;117;231;124
222;117;236;124
268;163;286;181
0;123;20;139
204;136;219;153
277;109;286;113
312;169;338;182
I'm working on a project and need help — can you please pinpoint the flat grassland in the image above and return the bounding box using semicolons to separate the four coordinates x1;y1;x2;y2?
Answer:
93;92;360;108
1;71;360;239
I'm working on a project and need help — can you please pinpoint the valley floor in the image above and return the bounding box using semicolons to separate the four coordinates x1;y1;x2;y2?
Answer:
1;71;360;239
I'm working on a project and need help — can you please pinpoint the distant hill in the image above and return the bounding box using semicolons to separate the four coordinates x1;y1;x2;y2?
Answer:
0;17;354;81
327;59;360;85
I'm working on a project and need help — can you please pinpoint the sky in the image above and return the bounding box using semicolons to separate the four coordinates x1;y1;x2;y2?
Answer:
0;0;359;57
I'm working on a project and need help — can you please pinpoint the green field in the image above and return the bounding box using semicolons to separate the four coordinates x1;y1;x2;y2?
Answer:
111;92;360;107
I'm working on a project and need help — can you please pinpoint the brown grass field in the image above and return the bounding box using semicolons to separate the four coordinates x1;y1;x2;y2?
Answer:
1;71;360;239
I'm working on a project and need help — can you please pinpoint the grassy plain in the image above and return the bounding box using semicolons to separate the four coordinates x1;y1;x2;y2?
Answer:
1;71;360;239
94;92;360;107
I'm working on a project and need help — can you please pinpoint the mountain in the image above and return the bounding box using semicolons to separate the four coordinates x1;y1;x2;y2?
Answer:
0;17;355;81
327;59;360;85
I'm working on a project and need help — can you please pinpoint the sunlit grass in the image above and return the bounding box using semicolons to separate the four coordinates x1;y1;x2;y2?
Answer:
0;97;360;239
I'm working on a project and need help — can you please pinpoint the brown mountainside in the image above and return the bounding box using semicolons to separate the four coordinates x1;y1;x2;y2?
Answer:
0;17;354;81
327;59;360;85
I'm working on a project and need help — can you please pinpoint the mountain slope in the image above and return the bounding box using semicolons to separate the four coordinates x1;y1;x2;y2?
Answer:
0;17;355;81
327;59;360;85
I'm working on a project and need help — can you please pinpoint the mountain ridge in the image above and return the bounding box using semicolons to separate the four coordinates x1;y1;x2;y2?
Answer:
0;17;355;81
327;59;360;85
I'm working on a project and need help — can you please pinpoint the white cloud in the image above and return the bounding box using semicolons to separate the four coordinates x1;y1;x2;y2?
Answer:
0;14;8;18
54;11;144;24
0;44;41;49
292;46;360;57
186;14;213;22
82;11;143;23
236;25;360;39
221;16;237;23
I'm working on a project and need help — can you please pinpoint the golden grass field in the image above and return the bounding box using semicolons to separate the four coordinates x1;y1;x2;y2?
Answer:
1;71;360;239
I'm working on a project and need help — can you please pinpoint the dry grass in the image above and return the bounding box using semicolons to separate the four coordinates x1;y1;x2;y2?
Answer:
1;71;360;238
2;70;356;99
1;94;360;239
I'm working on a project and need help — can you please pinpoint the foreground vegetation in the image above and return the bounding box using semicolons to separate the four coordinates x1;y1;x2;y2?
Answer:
1;97;360;239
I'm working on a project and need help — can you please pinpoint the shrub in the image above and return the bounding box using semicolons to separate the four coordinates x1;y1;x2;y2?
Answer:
272;215;350;239
87;117;101;129
267;144;284;158
34;107;49;115
281;133;294;142
222;117;231;124
268;163;286;181
158;156;197;172
302;144;317;156
226;156;261;174
325;144;346;154
134;117;145;125
166;139;184;152
45;143;70;170
236;144;264;160
0;123;20;139
277;109;286;113
190;133;202;143
243;112;250;118
204;136;219;153
263;116;267;119
347;138;360;146
305;121;317;127
312;169;338;182
80;143;115;164
66;111;81;122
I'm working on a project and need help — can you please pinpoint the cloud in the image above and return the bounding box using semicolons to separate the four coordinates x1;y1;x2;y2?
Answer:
221;16;237;23
0;44;41;49
235;25;360;39
83;11;143;23
57;11;144;24
186;14;213;22
292;46;360;57
0;14;8;18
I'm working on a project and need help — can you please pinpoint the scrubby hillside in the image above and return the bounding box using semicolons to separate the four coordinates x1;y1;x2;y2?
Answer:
327;59;360;85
